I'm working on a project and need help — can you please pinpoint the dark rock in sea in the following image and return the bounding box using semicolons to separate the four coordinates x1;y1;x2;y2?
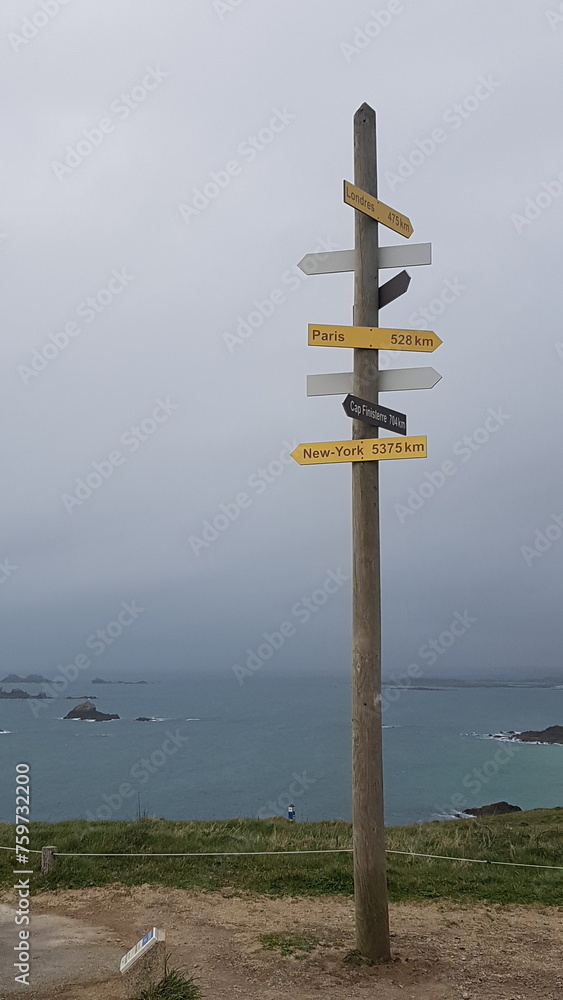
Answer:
517;725;563;745
0;687;53;700
0;687;31;699
135;717;152;722
92;677;150;684
463;801;522;817
63;700;119;722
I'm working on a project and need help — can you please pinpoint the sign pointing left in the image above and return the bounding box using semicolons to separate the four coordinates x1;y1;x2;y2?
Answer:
291;436;427;465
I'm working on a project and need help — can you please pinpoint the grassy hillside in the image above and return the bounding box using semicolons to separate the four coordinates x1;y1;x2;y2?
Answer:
1;810;562;906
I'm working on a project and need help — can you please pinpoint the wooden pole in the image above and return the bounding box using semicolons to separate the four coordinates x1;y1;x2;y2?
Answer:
41;845;57;874
351;103;390;963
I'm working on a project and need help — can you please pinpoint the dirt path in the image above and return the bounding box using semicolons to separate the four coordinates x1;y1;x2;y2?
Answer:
0;902;123;995
1;886;562;999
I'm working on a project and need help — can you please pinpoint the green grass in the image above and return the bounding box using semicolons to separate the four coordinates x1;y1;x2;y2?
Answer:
0;810;561;906
261;932;320;957
135;969;202;999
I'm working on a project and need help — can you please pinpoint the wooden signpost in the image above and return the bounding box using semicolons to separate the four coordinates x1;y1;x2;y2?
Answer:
292;104;444;963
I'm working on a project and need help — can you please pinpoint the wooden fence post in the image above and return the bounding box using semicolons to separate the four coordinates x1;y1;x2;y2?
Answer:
41;845;57;874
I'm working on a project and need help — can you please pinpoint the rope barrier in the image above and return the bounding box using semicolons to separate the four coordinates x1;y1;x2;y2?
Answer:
1;843;562;870
386;849;563;870
0;845;41;853
56;848;348;857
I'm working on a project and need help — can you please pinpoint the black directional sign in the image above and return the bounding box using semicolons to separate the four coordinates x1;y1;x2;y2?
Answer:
343;394;407;435
378;269;411;310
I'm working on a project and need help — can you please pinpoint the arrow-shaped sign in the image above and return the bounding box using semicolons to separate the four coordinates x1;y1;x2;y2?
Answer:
297;249;355;274
379;270;410;310
343;394;407;435
291;436;426;466
378;243;431;270
308;325;442;353
306;368;442;396
344;181;413;238
297;243;431;275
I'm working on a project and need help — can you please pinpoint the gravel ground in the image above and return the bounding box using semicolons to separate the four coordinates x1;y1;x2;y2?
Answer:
1;886;562;999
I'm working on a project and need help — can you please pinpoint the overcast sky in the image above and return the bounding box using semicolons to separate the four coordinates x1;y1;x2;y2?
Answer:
2;0;563;683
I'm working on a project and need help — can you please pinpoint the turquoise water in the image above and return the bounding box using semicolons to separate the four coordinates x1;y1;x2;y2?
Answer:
0;676;561;825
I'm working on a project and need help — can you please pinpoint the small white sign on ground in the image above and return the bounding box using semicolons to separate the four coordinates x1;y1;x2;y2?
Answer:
120;928;165;974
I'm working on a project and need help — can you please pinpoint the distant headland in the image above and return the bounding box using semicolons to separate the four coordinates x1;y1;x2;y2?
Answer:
383;676;563;689
488;725;563;745
92;677;150;685
0;674;52;684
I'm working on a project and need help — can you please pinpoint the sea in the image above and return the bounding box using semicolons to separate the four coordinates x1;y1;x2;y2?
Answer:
1;675;562;826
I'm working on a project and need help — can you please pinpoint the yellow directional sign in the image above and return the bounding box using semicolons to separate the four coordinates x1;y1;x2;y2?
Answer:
291;436;427;466
343;180;413;238
308;324;442;353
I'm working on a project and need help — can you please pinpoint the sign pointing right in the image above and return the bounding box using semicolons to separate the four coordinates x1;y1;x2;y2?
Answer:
344;180;413;238
343;394;407;435
306;367;442;395
308;324;442;353
379;270;410;310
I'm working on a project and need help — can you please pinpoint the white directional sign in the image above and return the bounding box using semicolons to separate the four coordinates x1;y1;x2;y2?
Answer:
298;249;356;274
378;243;432;270
297;243;432;275
306;368;442;396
